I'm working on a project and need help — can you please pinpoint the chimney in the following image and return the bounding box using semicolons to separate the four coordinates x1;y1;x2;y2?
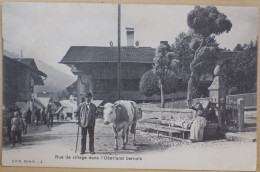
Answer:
160;41;170;49
126;27;134;47
160;41;168;46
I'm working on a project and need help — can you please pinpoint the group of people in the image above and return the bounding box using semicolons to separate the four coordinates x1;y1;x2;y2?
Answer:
5;99;56;146
26;107;46;126
26;99;56;127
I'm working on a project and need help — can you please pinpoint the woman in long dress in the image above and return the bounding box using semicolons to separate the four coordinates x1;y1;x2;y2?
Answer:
189;101;212;142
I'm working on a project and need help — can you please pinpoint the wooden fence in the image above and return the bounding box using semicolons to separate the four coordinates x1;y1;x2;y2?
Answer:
138;93;257;109
226;93;257;107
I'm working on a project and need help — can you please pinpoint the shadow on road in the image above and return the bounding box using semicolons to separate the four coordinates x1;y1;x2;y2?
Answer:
2;122;64;149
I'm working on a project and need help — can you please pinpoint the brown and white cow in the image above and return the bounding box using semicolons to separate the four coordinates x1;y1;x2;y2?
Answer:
103;100;142;150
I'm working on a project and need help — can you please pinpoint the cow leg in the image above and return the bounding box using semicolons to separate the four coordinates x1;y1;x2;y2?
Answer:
122;125;127;150
133;133;136;146
131;123;137;146
112;125;118;150
126;127;129;144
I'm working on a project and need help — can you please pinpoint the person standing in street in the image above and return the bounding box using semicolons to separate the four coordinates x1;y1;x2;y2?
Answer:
41;107;46;124
32;106;37;125
11;111;23;146
26;107;32;124
46;99;55;127
35;108;41;126
74;93;98;155
6;109;14;142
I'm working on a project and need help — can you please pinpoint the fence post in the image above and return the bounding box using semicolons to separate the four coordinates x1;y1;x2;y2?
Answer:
237;98;245;132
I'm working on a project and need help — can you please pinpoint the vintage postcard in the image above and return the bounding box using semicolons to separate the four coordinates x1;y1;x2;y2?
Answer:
1;2;258;171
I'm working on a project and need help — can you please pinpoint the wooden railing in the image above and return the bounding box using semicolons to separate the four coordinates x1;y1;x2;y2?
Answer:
138;93;257;109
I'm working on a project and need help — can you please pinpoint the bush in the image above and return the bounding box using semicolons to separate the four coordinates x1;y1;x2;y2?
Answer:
139;69;178;97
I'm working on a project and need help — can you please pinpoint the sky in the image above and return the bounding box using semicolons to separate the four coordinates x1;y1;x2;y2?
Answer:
2;3;259;76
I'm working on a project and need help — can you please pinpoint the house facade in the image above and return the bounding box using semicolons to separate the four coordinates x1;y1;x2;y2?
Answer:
3;54;47;112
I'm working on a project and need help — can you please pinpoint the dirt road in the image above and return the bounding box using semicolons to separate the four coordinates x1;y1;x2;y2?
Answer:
2;119;170;155
2;119;256;170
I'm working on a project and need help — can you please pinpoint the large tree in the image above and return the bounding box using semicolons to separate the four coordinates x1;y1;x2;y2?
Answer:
186;6;232;107
152;43;179;108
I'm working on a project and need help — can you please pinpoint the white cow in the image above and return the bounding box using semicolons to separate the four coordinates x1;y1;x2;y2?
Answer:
103;100;142;150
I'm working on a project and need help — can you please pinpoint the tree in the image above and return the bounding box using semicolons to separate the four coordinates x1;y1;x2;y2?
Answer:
233;43;244;51
152;43;178;108
139;69;178;97
171;32;194;82
186;6;232;107
223;39;257;94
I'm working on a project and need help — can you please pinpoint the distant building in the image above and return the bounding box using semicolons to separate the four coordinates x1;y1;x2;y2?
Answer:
66;81;77;97
37;91;59;102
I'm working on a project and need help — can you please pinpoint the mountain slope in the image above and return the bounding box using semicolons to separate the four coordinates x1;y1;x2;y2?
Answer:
34;59;76;92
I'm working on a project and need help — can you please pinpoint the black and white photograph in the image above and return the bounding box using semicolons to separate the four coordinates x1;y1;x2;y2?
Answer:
1;2;258;171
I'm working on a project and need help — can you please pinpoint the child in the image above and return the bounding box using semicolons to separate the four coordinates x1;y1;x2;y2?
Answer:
11;112;23;146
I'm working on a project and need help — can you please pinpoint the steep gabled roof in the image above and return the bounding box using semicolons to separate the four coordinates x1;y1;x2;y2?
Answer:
13;58;47;77
3;50;47;78
3;55;47;85
66;81;77;90
60;46;155;64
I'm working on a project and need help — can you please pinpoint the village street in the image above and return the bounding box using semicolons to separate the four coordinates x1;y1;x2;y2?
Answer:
3;118;178;155
2;118;257;170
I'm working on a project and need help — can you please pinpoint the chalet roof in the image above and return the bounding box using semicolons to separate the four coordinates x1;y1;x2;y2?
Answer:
34;97;45;108
3;56;47;85
60;46;155;64
60;46;241;65
13;58;47;77
3;50;47;78
66;81;77;90
37;97;51;108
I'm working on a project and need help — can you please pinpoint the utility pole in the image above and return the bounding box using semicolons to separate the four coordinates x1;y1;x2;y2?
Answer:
117;4;121;100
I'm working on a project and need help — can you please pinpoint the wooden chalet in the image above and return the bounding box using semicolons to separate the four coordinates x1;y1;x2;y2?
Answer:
60;45;156;103
3;55;47;111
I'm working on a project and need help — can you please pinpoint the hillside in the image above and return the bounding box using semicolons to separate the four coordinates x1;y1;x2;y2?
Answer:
34;59;76;92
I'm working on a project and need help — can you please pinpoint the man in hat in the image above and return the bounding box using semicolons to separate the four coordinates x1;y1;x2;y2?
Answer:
74;93;97;154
